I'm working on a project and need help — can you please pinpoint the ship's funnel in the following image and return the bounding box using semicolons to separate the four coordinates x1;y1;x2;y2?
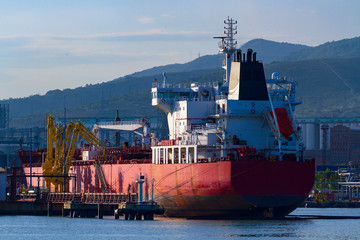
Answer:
247;49;253;62
228;49;269;101
236;50;242;62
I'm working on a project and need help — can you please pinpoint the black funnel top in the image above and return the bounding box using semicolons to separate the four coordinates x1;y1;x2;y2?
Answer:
228;49;269;101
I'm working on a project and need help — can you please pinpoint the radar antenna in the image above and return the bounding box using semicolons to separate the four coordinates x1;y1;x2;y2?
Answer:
213;16;238;85
223;17;238;53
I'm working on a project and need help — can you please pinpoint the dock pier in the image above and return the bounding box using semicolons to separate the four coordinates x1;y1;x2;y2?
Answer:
2;170;163;220
114;201;164;220
62;203;111;218
0;192;164;220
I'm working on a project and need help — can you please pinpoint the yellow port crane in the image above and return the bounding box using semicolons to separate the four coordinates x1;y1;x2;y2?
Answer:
42;115;109;192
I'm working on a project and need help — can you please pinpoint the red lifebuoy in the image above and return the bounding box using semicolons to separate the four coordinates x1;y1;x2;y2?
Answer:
251;109;255;114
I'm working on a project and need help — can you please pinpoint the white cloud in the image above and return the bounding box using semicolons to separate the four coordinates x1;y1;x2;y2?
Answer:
0;29;211;44
0;31;206;99
138;17;156;24
0;30;212;62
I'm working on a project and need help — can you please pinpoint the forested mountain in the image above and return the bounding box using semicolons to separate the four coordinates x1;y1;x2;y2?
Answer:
128;39;311;78
240;38;310;63
264;57;360;117
2;37;359;128
280;37;360;62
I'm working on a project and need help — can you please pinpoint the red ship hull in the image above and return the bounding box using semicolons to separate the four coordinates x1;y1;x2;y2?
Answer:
23;159;314;218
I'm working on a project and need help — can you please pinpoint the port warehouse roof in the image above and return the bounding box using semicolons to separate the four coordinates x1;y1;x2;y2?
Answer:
297;118;360;124
58;117;360;125
56;117;160;126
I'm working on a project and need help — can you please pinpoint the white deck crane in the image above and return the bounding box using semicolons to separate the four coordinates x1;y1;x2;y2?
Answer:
94;118;151;149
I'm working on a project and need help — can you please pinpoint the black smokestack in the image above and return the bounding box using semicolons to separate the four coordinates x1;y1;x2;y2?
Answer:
236;50;242;62
247;49;253;62
115;110;120;122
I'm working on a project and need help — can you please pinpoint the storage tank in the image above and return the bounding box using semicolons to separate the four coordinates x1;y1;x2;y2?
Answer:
305;123;315;150
0;167;6;200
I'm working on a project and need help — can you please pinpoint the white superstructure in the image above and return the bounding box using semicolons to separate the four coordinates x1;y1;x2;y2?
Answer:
151;18;304;165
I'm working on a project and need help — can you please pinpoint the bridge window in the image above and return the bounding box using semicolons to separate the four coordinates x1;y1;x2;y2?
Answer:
200;91;209;98
180;92;190;98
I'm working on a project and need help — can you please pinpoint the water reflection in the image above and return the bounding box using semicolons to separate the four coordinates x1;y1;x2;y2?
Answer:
1;209;360;239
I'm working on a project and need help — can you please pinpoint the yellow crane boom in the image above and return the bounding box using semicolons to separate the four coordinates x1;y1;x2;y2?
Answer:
42;115;108;192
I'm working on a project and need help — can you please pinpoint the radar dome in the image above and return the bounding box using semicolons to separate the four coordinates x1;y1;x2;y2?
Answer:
271;72;279;80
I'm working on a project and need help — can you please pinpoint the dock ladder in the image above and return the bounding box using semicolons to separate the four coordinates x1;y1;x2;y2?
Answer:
94;160;109;193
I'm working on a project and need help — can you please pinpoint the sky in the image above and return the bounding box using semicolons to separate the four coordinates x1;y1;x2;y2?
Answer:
0;0;359;100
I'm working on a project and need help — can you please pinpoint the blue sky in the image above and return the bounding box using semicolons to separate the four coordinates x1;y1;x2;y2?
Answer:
0;0;359;99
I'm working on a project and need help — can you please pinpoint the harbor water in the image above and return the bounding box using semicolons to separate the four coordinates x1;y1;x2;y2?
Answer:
1;208;360;239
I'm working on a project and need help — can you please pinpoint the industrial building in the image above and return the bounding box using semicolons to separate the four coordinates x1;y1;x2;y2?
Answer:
298;118;360;166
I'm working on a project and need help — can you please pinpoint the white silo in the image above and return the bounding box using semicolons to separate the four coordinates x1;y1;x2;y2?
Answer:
305;123;315;150
0;167;6;200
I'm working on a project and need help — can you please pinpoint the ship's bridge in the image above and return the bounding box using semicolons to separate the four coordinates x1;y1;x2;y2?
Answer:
152;84;189;103
151;82;191;113
151;81;227;110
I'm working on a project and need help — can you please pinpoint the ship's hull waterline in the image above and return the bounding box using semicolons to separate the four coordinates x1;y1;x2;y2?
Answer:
23;159;314;218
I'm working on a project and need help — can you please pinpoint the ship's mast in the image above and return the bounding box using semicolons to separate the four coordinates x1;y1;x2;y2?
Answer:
215;17;237;86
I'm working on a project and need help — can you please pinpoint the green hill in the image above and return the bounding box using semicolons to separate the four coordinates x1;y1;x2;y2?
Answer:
129;39;310;78
6;68;222;128
264;57;360;117
2;37;360;128
240;38;309;63
129;54;223;78
280;37;360;61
